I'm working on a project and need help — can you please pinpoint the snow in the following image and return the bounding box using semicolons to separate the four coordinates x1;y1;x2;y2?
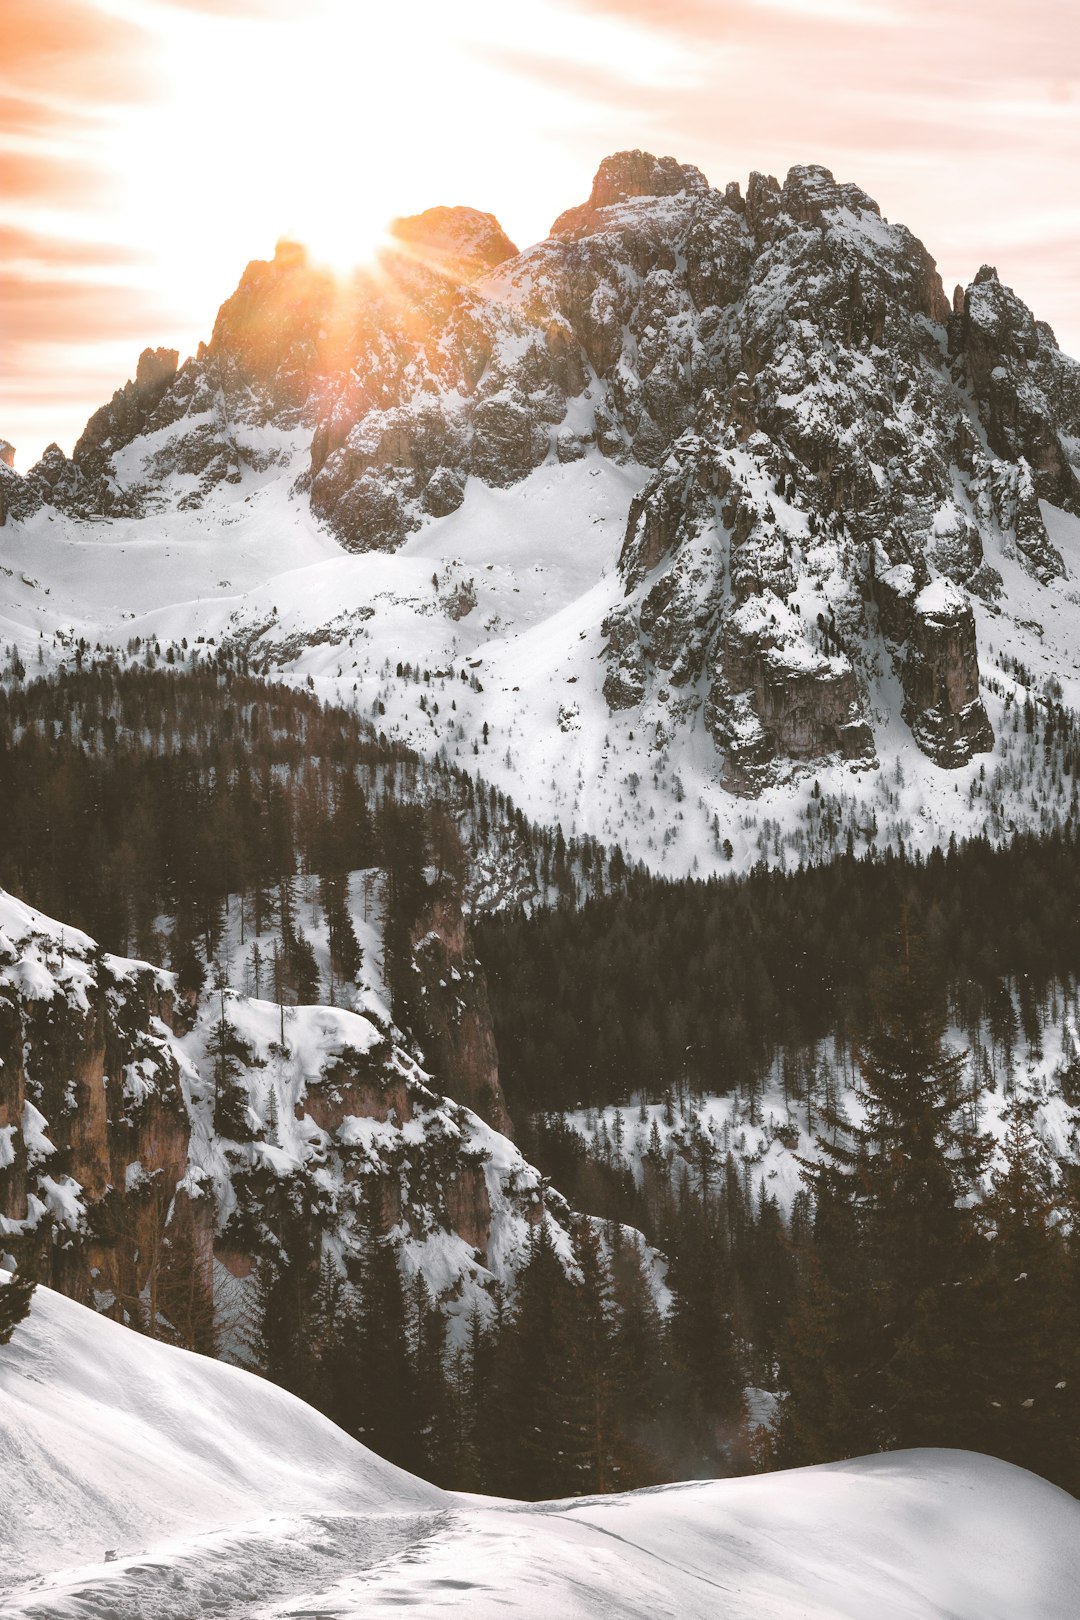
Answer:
0;880;589;1334
2;1276;1079;1618
915;576;966;617
6;421;1080;885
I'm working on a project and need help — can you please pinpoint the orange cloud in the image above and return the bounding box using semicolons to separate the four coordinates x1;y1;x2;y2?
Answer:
2;0;159;103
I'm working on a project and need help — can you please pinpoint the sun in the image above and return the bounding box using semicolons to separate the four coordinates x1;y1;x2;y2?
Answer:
90;0;679;372
286;215;394;281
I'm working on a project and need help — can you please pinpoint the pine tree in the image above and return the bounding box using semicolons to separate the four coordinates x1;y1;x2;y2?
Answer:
570;1218;619;1494
501;1217;581;1499
971;1099;1076;1487
0;1271;35;1344
666;1196;747;1474
608;1229;670;1486
781;928;991;1460
351;1176;417;1469
207;990;253;1140
409;1272;455;1484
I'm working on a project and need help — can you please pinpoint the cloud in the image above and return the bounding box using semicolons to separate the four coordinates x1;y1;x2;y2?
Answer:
1;0;160;104
1;270;177;349
0;226;150;269
4;0;1080;463
0;149;113;208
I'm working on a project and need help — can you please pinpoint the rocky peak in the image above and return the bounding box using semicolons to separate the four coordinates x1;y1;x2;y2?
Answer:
389;206;518;278
17;149;1080;790
134;346;180;398
71;345;180;465
550;148;710;237
0;440;14;470
953;262;1080;520
207;244;336;401
272;236;308;270
779;163;881;227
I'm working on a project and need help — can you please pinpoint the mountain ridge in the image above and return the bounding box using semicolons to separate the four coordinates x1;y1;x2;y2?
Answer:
2;149;1080;866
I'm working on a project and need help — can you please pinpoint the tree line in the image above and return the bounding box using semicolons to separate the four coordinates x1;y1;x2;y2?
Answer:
477;829;1080;1113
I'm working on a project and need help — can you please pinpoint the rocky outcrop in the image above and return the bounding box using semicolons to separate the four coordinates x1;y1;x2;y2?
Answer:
410;881;514;1138
549;148;709;238
875;570;994;766
48;347;184;517
388;206;518;278
0;459;42;527
0;905;192;1306
901;581;994;766
0;887;567;1332
952;266;1080;536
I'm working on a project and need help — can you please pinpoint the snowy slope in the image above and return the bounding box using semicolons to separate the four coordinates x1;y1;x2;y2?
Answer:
0;883;591;1329
0;1273;445;1613
6;156;1080;879
2;1277;1078;1619
5;442;1080;884
569;1001;1080;1223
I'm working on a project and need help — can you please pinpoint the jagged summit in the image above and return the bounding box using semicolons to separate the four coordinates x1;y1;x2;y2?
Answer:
3;147;1080;824
550;148;709;236
389;205;519;275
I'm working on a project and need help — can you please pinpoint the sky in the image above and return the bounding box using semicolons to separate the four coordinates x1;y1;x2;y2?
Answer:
2;0;1078;468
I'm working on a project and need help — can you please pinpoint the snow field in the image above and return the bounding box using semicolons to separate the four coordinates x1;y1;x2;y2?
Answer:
2;1277;1078;1618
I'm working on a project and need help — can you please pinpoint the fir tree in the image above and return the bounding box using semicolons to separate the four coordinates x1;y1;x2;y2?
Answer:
782;928;991;1460
351;1176;417;1470
0;1271;35;1344
972;1100;1077;1487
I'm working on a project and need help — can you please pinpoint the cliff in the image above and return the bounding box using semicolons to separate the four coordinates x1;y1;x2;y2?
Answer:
0;887;563;1340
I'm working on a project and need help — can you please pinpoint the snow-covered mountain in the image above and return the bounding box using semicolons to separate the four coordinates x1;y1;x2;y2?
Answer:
3;1273;1079;1619
3;150;1080;872
0;884;597;1335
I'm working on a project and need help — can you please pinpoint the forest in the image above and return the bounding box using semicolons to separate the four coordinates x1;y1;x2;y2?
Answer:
2;663;1078;1501
477;830;1080;1112
248;935;1080;1499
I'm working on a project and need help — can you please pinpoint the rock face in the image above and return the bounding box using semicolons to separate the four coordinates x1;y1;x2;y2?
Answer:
875;571;995;765
0;456;43;527
410;881;515;1138
388;206;519;277
549;148;709;238
24;150;1080;777
952;265;1080;527
0;890;565;1328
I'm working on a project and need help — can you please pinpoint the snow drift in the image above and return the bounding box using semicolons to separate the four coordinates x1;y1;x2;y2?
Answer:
2;1275;1078;1618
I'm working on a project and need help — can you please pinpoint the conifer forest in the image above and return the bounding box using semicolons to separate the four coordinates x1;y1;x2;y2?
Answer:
2;663;1078;1502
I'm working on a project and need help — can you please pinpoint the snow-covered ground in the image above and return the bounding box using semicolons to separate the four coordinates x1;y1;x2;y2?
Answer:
569;1006;1080;1219
6;437;1080;881
0;883;582;1330
2;1275;1078;1619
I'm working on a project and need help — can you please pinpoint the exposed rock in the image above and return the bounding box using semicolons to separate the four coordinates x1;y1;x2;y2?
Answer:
410;880;515;1139
0;460;42;527
602;608;647;710
953;264;1080;545
389;206;519;278
16;149;1078;782
0;888;577;1325
876;571;994;766
550;149;709;238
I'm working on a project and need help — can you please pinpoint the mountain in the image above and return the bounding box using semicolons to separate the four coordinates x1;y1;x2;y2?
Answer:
2;149;1080;873
4;1273;1079;1619
0;881;598;1341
